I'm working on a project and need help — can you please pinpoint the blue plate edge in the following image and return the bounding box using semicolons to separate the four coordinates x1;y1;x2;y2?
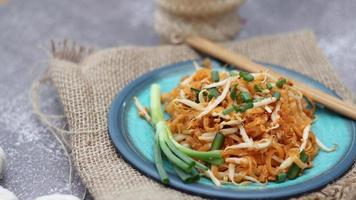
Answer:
108;60;356;200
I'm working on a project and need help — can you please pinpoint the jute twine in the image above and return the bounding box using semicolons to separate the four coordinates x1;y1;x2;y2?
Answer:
35;30;355;200
154;0;245;43
30;71;89;200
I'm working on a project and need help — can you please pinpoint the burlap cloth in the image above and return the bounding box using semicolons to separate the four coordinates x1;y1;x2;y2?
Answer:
48;30;356;200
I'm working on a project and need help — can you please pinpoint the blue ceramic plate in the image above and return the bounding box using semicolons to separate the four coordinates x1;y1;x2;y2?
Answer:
108;60;356;199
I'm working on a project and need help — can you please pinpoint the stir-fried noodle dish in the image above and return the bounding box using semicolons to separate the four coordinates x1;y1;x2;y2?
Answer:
134;59;336;186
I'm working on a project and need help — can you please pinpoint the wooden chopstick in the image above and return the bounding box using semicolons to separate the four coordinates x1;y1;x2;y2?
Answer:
185;36;356;120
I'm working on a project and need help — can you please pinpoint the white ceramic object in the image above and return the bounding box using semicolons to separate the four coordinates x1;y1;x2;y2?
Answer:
0;186;18;200
35;194;80;200
0;146;6;179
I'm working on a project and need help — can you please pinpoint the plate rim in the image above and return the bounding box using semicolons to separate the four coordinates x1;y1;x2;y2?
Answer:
108;59;356;199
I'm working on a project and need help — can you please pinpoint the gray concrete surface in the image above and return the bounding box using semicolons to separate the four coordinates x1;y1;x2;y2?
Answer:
0;0;355;199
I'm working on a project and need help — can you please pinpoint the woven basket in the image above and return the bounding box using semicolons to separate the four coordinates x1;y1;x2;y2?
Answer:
154;0;245;43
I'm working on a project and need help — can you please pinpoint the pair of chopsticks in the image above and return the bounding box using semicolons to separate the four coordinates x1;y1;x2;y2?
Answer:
185;37;356;120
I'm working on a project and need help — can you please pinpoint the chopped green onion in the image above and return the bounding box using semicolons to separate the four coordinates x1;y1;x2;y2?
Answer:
254;84;263;92
222;106;235;115
276;78;287;88
173;165;200;183
234;102;254;113
191;87;200;94
239;91;252;103
266;82;273;90
210;132;225;150
232;104;239;111
276;172;287;183
211;71;220;82
229;71;239;76
153;133;169;184
191;87;201;103
239;71;254;82
287;150;309;179
273;91;281;100
286;164;299;179
303;96;313;110
230;84;238;100
300;150;308;162
208;87;219;100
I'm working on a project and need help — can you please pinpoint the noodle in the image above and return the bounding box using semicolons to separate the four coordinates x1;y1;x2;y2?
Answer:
162;62;326;184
